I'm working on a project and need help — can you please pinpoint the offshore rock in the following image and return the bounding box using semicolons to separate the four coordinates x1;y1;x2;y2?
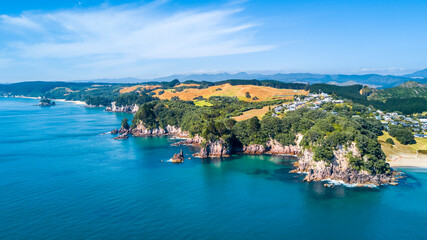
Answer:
171;150;184;163
110;129;118;134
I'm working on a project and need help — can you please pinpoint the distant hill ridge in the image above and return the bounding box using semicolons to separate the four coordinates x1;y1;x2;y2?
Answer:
404;68;427;78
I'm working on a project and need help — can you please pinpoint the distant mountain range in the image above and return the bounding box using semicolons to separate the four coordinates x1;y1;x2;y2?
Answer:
404;68;427;78
65;69;427;89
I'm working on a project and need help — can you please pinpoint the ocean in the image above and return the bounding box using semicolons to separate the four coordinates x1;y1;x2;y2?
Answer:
0;97;426;240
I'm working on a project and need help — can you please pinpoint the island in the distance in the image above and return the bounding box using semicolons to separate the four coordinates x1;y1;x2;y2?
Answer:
38;98;56;106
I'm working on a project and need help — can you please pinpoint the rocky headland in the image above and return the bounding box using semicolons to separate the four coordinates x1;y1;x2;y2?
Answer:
291;143;398;186
111;121;398;186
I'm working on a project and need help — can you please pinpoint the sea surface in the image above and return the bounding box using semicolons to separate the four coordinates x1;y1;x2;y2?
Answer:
0;97;426;240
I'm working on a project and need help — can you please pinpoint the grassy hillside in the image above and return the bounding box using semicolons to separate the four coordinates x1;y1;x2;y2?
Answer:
379;132;427;160
152;83;308;102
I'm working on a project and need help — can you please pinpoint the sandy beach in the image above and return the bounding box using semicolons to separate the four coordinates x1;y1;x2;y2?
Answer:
387;153;427;168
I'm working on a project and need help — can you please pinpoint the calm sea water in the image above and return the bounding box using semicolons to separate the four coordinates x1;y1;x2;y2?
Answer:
0;97;426;240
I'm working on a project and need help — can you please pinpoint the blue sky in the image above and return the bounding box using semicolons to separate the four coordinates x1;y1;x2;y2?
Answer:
0;0;426;82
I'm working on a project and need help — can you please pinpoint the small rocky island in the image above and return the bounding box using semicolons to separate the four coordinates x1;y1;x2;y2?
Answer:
171;150;184;163
38;99;56;106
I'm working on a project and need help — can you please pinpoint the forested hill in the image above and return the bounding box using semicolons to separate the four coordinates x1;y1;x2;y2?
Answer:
307;83;427;115
1;79;427;114
368;81;427;101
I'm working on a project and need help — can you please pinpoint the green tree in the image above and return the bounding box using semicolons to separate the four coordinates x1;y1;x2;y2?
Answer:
121;118;130;130
385;138;395;145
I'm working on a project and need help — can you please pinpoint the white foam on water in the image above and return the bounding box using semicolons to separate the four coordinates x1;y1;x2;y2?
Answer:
321;179;378;188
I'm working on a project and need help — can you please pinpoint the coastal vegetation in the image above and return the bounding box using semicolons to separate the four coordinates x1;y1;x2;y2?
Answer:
129;97;391;175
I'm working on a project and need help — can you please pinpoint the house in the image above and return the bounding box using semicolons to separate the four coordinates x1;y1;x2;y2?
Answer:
414;134;426;138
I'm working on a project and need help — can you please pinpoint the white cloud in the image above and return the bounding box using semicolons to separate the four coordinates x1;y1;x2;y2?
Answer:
0;1;273;63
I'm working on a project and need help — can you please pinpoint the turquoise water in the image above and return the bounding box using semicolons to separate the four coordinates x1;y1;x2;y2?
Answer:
0;97;426;240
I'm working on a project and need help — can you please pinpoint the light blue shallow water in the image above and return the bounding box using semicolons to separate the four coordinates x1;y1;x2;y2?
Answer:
0;97;426;240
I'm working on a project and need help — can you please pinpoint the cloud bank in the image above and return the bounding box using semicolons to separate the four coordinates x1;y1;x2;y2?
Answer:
0;1;273;80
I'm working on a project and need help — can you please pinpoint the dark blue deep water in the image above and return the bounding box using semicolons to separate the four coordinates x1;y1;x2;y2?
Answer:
0;98;426;240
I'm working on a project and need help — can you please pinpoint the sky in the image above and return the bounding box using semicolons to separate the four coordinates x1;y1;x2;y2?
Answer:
0;0;426;82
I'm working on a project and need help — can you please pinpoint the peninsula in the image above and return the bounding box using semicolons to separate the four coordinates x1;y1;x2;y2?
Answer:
3;79;427;186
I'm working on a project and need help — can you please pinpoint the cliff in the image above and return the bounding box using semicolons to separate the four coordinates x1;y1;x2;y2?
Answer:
111;121;397;186
195;139;231;158
131;121;189;138
292;143;397;186
243;135;303;156
105;101;139;113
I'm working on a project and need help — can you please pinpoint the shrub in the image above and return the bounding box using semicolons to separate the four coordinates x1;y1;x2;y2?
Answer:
385;138;395;145
121;118;130;130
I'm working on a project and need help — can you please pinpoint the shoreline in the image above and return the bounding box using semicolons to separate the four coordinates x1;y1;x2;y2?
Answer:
387;154;427;169
2;96;87;105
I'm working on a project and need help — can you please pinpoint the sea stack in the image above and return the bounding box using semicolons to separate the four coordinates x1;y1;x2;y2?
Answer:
171;150;184;163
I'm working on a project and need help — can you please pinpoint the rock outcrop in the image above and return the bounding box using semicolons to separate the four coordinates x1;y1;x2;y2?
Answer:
131;121;189;138
243;140;301;156
105;102;139;113
172;134;204;146
38;99;56;106
196;139;231;158
113;133;129;140
171;150;184;163
109;120;397;186
292;143;397;186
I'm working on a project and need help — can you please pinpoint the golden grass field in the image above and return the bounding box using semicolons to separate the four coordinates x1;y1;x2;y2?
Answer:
153;84;308;102
233;106;272;121
120;85;160;94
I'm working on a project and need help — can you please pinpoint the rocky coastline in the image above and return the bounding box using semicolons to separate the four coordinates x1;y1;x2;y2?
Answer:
105;101;139;113
110;122;398;187
290;143;399;186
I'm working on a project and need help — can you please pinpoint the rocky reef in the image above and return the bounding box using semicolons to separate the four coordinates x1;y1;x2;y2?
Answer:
291;143;398;186
105;102;139;113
